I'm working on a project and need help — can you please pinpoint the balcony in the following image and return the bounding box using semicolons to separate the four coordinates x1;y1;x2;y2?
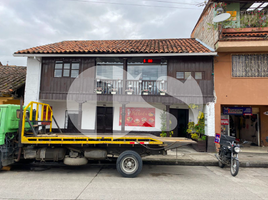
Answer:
240;10;268;29
95;79;167;96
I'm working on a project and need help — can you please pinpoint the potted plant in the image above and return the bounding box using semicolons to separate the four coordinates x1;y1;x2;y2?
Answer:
187;111;207;152
159;89;166;95
125;88;134;95
214;2;227;15
95;87;103;94
111;88;117;95
142;89;150;95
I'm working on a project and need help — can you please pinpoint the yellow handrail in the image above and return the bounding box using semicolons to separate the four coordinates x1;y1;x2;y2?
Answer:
21;101;53;137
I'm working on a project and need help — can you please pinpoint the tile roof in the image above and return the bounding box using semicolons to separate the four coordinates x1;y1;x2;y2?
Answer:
14;38;212;54
221;30;268;41
0;65;26;94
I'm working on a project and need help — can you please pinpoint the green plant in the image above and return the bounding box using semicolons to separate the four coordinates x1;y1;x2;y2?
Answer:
213;2;227;11
187;104;206;141
187;122;195;134
200;135;207;141
240;11;268;28
191;133;199;140
160;110;173;137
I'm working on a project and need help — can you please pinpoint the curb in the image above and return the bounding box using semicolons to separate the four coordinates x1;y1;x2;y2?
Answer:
143;159;268;167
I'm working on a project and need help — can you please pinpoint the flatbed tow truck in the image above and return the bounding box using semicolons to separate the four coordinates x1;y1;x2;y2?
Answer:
0;101;195;177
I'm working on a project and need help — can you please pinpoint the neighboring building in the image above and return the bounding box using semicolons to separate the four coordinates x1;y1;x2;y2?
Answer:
0;65;26;105
14;38;216;150
192;0;268;146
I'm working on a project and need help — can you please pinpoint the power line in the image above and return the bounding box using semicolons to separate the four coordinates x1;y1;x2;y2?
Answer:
64;0;204;9
132;0;199;6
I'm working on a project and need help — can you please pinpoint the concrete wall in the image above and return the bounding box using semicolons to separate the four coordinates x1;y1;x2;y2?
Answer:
24;58;42;105
214;52;268;146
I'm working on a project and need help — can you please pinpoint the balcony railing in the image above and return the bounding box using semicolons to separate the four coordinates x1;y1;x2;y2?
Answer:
95;79;167;95
240;10;268;28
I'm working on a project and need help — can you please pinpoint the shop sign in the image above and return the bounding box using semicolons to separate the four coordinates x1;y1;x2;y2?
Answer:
215;133;221;144
223;107;252;115
221;119;229;125
119;107;155;127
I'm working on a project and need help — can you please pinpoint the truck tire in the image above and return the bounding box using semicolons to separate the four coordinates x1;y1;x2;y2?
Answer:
64;156;88;166
116;150;142;178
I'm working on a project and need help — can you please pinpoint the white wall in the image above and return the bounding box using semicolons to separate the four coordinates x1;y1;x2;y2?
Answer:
43;100;78;129
204;102;215;137
24;57;42;105
82;102;96;130
41;99;213;134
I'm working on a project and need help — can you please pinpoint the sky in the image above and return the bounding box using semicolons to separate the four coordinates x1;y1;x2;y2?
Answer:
0;0;205;66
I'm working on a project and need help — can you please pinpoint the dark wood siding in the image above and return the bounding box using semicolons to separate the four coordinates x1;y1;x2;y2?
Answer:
167;56;214;100
40;57;96;100
39;56;214;103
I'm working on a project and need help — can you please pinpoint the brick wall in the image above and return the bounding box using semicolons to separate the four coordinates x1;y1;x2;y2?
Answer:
192;5;219;50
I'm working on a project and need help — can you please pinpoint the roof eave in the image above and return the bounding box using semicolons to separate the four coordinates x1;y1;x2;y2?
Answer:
13;52;217;58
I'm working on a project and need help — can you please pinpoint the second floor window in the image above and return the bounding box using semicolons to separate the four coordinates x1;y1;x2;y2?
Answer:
54;61;80;78
232;54;268;77
176;72;203;80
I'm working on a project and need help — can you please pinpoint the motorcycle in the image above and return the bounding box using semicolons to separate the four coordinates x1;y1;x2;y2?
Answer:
215;134;240;177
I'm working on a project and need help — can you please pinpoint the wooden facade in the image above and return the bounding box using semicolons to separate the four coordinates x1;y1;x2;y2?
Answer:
39;56;214;103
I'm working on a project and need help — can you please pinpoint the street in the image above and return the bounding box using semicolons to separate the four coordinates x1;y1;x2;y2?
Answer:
0;164;268;200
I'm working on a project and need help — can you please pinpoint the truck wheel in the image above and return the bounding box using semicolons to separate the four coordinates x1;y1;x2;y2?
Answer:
116;150;142;178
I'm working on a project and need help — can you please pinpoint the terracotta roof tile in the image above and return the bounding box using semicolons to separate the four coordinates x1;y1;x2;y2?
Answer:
0;65;26;94
221;30;268;41
15;38;212;54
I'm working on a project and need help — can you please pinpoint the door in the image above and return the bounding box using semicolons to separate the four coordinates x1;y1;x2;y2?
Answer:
170;109;189;137
97;107;113;133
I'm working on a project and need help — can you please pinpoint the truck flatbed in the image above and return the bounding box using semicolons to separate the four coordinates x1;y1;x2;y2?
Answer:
22;133;195;148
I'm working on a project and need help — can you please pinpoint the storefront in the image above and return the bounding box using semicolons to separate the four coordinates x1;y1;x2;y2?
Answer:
221;106;260;146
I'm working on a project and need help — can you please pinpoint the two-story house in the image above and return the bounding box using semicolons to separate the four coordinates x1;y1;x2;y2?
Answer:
192;0;268;146
14;38;216;151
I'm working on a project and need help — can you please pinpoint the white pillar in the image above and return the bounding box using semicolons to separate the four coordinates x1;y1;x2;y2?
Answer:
204;102;215;137
24;57;42;105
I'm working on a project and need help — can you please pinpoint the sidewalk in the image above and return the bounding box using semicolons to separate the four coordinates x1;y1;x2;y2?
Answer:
143;145;268;167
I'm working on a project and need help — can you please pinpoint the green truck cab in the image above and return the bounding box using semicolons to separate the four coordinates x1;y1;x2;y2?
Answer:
0;104;31;168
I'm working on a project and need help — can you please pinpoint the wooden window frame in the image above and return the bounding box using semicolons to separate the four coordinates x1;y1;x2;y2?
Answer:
176;71;204;80
54;61;80;78
194;72;204;80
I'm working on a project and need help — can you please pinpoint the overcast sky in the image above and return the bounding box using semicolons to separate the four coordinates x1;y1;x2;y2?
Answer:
0;0;205;66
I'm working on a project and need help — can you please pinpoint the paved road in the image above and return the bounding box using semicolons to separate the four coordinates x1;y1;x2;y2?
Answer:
0;164;268;200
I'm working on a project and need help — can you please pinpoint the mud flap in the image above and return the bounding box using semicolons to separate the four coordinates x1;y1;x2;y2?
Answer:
0;147;15;167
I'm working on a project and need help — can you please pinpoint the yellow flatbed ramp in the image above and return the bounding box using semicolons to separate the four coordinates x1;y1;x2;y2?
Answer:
22;133;195;149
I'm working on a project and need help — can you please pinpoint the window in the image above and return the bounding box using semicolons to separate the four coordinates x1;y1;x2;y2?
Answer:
127;64;167;80
232;54;268;77
195;72;202;79
176;72;192;79
176;72;184;79
54;61;80;78
96;64;123;80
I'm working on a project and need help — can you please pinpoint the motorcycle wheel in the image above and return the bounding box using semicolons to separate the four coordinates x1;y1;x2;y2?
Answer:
230;158;239;177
